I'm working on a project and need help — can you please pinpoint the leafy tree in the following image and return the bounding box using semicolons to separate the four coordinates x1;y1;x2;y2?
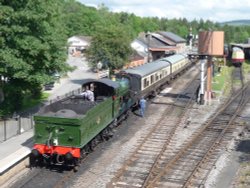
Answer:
0;0;70;113
85;25;133;71
63;0;99;36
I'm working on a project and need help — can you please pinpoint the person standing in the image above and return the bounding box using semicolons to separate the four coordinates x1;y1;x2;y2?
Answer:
139;97;146;117
86;88;94;101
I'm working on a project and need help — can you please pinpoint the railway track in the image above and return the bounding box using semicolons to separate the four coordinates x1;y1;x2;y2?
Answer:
108;73;200;187
10;64;199;188
231;66;244;93
141;85;250;187
108;67;250;188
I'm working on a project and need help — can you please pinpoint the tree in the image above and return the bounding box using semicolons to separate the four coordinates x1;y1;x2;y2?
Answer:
85;25;133;71
0;0;70;113
63;0;99;36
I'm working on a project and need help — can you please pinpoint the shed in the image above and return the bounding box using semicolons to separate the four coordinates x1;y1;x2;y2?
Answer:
157;31;187;53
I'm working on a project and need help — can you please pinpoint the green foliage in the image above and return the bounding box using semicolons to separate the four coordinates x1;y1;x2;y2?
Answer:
0;0;70;112
1;0;250;115
243;60;250;76
22;92;49;110
0;82;23;115
63;0;100;36
85;25;133;71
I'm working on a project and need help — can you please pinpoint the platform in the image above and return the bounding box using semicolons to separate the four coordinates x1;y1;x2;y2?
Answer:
0;129;33;175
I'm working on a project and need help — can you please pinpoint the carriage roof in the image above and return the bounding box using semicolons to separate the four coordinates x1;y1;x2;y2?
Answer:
123;54;186;78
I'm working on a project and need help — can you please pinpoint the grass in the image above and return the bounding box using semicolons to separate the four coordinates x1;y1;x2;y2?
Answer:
237;162;250;187
21;92;49;110
243;60;250;76
212;65;233;95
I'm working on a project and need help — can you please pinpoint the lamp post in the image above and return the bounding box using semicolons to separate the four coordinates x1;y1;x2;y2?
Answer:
147;32;151;62
97;61;102;79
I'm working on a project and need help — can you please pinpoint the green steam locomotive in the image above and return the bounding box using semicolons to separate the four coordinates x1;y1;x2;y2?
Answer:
31;54;191;169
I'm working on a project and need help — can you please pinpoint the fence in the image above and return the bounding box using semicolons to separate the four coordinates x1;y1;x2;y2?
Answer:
48;87;82;104
0;116;34;142
0;87;82;142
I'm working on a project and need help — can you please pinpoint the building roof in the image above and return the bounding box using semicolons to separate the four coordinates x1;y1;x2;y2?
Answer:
137;33;171;49
75;36;92;43
151;33;176;46
158;31;186;43
230;43;250;49
130;39;148;57
129;51;145;61
149;46;177;52
67;36;92;46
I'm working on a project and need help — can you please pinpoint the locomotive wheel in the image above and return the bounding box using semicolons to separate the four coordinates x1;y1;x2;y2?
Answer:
107;127;113;138
73;165;79;172
101;129;109;141
80;149;88;159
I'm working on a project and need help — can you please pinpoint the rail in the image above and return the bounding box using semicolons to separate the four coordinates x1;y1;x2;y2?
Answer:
108;72;200;187
145;82;250;187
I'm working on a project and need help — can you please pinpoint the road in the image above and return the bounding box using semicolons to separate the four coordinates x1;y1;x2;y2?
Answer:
46;55;97;100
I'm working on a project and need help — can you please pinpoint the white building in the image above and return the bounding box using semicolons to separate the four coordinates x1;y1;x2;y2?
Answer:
67;36;91;55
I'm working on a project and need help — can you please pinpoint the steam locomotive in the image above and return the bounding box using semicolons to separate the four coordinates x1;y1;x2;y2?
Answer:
31;54;192;169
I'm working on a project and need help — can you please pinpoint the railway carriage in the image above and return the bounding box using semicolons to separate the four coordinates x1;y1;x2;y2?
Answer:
118;54;191;99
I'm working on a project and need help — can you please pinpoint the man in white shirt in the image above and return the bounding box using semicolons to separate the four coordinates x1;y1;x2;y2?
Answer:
86;89;94;101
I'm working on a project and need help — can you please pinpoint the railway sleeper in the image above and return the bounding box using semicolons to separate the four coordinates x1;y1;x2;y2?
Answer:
156;181;184;188
186;148;206;154
172;165;196;171
206;127;225;132
161;175;188;184
112;181;141;188
139;147;163;153
122;168;151;176
177;159;200;166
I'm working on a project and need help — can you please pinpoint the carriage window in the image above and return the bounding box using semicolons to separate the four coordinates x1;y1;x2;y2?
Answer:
155;73;159;81
143;78;147;88
150;75;154;84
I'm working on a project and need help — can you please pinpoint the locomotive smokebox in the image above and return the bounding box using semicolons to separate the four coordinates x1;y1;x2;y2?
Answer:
198;31;224;56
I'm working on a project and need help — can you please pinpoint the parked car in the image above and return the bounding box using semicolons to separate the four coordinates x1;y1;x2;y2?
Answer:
44;82;55;90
